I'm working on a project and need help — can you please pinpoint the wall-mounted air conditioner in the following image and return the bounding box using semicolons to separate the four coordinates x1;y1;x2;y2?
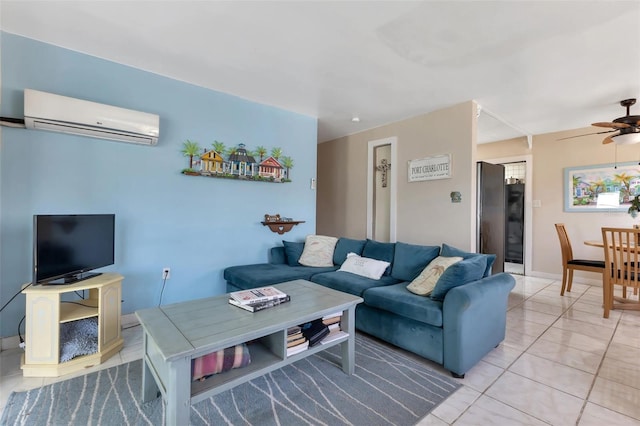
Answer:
23;89;160;145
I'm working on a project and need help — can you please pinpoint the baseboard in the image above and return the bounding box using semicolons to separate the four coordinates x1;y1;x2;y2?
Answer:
1;313;140;352
1;335;21;351
525;270;603;286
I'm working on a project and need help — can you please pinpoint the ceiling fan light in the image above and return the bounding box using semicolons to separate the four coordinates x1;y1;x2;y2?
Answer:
612;132;640;145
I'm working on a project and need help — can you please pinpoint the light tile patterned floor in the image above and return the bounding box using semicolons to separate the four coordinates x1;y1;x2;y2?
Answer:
2;275;640;425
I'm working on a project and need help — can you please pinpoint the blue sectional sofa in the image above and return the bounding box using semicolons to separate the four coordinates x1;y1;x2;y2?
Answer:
224;238;515;377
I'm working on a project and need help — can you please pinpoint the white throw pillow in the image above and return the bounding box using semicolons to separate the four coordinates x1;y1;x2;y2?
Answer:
406;256;463;296
298;235;339;267
338;252;390;280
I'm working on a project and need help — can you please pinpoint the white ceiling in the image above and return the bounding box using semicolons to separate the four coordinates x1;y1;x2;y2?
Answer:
1;1;639;143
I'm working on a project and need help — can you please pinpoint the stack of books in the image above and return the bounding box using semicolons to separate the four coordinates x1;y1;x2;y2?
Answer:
286;326;309;356
301;318;330;347
321;311;348;344
228;286;290;312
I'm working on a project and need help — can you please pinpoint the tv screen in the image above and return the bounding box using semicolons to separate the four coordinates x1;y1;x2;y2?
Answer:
33;214;115;285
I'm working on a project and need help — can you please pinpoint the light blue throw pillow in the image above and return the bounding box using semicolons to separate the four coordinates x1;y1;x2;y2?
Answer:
429;255;487;301
440;243;496;277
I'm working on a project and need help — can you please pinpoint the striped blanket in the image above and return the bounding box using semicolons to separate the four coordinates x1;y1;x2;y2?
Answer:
191;343;251;381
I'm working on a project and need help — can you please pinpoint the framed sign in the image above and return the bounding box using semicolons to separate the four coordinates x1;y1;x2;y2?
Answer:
564;161;640;212
408;154;451;182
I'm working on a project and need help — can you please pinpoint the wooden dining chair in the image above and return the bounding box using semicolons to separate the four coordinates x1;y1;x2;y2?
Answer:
601;227;640;318
555;223;605;296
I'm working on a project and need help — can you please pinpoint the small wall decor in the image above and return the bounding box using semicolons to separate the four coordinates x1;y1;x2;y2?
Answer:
376;159;391;188
564;161;640;212
408;154;451;182
450;191;461;203
181;140;294;183
261;214;305;234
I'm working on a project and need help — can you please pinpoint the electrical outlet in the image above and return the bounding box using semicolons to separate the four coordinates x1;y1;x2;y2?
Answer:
162;267;171;279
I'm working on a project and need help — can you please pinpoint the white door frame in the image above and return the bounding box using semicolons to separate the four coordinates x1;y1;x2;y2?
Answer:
484;154;533;275
367;137;398;242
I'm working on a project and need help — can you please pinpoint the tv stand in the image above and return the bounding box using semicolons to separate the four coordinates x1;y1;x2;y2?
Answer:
21;273;124;377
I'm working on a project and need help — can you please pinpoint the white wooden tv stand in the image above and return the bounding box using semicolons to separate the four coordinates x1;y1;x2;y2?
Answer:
21;273;124;377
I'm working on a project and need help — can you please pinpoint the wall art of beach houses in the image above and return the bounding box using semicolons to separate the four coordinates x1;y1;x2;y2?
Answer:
181;140;294;183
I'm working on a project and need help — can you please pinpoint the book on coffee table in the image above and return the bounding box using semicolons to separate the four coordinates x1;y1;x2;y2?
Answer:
229;286;287;305
228;294;291;312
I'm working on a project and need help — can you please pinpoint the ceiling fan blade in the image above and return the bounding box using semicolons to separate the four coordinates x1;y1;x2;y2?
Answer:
603;135;618;144
557;129;618;141
592;122;632;129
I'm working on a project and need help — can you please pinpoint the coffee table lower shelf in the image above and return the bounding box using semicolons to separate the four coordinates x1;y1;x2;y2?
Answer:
189;333;350;404
136;279;363;426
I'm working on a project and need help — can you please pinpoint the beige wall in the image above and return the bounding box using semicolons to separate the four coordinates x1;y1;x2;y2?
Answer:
478;127;638;280
317;101;478;250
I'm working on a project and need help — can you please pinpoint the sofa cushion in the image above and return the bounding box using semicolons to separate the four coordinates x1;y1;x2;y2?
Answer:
429;255;487;301
406;256;463;296
363;283;444;327
338;253;390;279
362;240;395;275
282;241;305;266
333;237;367;265
299;235;338;267
310;270;400;297
391;242;441;282
224;263;337;289
440;243;496;277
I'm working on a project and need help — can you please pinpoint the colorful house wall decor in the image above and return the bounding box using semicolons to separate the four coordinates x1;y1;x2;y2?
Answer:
181;141;293;183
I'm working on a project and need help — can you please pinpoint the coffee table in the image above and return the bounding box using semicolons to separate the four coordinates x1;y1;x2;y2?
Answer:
135;279;363;426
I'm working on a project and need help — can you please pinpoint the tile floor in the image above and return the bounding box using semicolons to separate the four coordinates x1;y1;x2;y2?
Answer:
2;275;640;425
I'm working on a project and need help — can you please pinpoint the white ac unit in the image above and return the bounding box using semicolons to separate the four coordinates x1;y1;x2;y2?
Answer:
23;89;160;145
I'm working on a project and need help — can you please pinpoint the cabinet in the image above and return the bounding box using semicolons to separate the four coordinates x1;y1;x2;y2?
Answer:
21;273;124;377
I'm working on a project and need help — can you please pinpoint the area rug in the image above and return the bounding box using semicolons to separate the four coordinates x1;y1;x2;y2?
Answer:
1;334;460;425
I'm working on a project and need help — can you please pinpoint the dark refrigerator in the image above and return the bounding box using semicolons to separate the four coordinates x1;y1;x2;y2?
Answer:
505;183;524;264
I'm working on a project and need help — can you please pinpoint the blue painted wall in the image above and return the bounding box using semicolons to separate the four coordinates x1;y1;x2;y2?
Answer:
0;33;318;338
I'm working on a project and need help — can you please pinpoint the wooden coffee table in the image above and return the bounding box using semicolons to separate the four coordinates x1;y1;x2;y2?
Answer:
135;279;363;426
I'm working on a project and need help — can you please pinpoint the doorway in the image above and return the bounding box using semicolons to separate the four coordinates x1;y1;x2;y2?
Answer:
483;156;532;275
504;162;526;275
367;137;397;242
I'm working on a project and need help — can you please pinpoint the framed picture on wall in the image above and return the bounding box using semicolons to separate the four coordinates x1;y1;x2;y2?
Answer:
564;161;640;212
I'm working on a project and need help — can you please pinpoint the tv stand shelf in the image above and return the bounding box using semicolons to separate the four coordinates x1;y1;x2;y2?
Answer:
21;273;124;377
60;300;99;323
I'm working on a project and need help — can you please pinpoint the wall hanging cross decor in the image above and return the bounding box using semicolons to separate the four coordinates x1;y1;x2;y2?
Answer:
376;159;391;188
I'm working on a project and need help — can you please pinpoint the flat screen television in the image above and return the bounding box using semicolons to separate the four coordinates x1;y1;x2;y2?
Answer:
33;214;115;285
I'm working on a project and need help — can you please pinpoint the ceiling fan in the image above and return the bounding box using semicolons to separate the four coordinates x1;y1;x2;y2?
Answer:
559;98;640;144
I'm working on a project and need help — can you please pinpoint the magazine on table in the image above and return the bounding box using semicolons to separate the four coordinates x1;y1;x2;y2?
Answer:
229;286;287;305
228;294;291;312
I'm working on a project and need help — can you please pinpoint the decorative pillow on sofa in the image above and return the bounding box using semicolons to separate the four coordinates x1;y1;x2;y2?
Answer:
282;240;305;266
362;239;395;275
191;343;251;381
299;235;339;267
338;252;391;280
333;237;367;265
406;256;463;296
429;255;487;301
440;243;496;277
392;242;441;282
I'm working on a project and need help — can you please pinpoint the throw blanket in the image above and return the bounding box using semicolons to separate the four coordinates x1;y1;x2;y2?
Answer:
191;343;251;381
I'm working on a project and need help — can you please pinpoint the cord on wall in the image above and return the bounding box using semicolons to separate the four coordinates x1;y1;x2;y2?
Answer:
159;276;168;306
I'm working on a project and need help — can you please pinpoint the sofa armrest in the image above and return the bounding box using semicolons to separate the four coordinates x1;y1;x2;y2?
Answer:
441;272;515;376
269;247;286;264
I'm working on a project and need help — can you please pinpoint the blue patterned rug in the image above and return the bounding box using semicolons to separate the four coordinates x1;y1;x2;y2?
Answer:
1;334;460;425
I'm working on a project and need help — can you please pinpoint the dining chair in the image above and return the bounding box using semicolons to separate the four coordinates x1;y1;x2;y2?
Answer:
601;227;640;318
554;223;605;296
